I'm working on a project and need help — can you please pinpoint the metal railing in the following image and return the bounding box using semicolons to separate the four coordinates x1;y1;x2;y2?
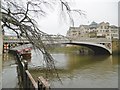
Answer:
15;51;50;89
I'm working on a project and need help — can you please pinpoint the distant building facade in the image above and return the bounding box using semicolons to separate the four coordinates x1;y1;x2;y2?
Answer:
110;25;119;39
66;21;119;40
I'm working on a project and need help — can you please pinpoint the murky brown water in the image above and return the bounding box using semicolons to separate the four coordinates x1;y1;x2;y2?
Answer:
2;53;18;88
30;49;119;88
2;49;119;88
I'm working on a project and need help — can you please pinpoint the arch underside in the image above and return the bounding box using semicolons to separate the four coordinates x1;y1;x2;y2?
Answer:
65;43;111;55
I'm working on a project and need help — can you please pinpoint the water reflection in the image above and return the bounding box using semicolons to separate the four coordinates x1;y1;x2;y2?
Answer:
66;54;109;70
30;49;118;88
1;49;119;88
2;53;18;88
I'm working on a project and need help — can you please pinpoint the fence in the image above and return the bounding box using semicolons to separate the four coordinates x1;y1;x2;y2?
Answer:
15;51;50;89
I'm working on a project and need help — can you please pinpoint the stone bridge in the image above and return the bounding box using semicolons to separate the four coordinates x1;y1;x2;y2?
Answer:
3;35;112;55
64;41;112;55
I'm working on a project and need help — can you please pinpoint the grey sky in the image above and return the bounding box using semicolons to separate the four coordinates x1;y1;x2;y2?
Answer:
38;0;119;35
5;0;119;36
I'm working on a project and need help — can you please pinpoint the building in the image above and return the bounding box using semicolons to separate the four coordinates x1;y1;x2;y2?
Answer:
96;22;111;39
79;25;89;38
66;21;119;40
66;25;90;40
110;25;119;39
66;27;80;40
89;21;98;38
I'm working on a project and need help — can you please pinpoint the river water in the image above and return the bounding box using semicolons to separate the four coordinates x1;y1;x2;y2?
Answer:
2;48;119;88
2;53;18;88
29;49;119;88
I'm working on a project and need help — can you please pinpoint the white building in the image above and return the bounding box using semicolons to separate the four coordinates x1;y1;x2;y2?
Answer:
66;27;80;40
96;22;111;39
66;25;90;40
110;25;119;39
66;21;119;40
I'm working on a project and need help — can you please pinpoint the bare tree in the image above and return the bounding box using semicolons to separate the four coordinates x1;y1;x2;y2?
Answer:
1;0;84;78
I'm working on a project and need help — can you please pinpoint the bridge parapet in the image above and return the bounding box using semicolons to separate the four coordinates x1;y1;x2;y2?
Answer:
68;38;112;54
73;38;112;43
3;35;112;55
3;35;70;44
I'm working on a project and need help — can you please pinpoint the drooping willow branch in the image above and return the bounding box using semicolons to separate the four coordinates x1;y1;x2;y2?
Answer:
1;0;85;79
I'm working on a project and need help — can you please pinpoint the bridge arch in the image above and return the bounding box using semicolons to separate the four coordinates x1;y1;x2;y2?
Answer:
64;41;112;55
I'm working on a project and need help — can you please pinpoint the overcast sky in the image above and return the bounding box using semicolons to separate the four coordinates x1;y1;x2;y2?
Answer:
37;0;119;35
5;0;119;36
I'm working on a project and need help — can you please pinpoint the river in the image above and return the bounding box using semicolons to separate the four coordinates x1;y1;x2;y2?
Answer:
29;48;119;88
2;47;119;88
2;53;18;88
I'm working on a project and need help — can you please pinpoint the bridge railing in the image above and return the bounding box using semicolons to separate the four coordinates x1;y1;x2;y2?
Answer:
3;35;70;43
74;38;112;43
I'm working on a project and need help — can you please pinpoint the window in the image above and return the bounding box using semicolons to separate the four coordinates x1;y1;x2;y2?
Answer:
106;30;109;32
101;26;103;29
104;26;106;29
